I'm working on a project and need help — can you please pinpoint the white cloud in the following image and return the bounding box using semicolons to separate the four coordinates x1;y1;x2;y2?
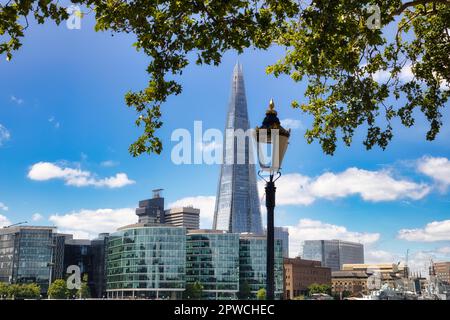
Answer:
309;168;430;202
280;118;303;130
436;247;450;254
0;124;11;146
259;173;315;206
407;250;450;276
0;214;11;228
49;208;136;239
372;65;450;90
439;79;449;91
373;64;414;83
0;202;8;211
365;250;399;264
417;156;450;189
168;196;216;229
10;95;24;105
258;168;430;206
100;160;120;167
32;213;44;222
398;219;450;242
287;218;380;258
399;65;414;82
372;69;390;82
372;64;449;92
408;251;434;275
27;162;135;188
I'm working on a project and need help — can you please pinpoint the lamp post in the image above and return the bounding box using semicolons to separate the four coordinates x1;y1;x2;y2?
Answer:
254;99;290;300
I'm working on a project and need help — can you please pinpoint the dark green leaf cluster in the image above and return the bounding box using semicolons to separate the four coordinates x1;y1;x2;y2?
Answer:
2;0;448;155
183;281;203;299
270;0;450;154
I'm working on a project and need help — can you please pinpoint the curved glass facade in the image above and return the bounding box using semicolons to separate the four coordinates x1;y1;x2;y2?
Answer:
186;231;239;300
239;235;284;299
106;225;186;299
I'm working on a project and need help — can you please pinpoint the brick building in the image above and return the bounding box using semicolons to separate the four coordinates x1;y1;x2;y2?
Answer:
331;271;369;297
284;257;331;299
433;262;450;285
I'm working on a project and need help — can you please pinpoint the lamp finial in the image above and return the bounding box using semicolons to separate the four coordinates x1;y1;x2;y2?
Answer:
267;99;277;115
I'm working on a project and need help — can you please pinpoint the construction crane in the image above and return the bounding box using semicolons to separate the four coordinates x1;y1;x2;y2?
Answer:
3;221;28;228
405;249;410;278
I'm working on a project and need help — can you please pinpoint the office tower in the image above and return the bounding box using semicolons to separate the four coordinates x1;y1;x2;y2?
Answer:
213;63;263;234
274;227;289;258
0;226;56;294
63;237;96;295
302;240;364;271
164;207;200;230
136;189;165;224
186;230;239;300
52;233;68;281
239;234;284;299
91;233;109;298
50;233;108;298
106;225;186;299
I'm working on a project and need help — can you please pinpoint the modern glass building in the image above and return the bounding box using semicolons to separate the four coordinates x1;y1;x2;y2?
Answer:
106;224;186;299
91;233;109;298
186;230;239;300
239;234;283;299
64;238;94;290
274;227;289;258
62;235;109;298
213;63;263;235
302;240;364;271
0;226;55;294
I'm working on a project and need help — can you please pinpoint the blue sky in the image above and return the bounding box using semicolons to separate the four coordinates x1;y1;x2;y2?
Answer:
1;12;449;274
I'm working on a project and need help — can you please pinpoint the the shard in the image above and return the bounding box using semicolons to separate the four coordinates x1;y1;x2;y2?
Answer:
212;63;263;234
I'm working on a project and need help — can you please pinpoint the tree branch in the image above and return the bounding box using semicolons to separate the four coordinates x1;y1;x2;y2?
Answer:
392;0;450;16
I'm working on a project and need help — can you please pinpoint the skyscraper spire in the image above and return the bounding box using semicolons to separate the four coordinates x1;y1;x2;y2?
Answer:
212;63;263;234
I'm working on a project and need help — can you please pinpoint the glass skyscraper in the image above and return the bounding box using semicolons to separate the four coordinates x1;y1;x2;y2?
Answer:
213;63;263;234
186;230;239;300
239;234;283;299
106;225;186;299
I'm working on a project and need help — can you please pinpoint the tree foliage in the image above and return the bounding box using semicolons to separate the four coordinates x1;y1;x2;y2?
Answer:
238;281;252;300
184;281;203;300
48;279;69;299
1;0;449;156
256;288;266;300
307;283;331;296
78;274;91;298
0;283;40;299
270;0;450;154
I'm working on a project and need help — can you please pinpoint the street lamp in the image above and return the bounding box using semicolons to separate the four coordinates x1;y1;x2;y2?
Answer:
254;98;290;300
